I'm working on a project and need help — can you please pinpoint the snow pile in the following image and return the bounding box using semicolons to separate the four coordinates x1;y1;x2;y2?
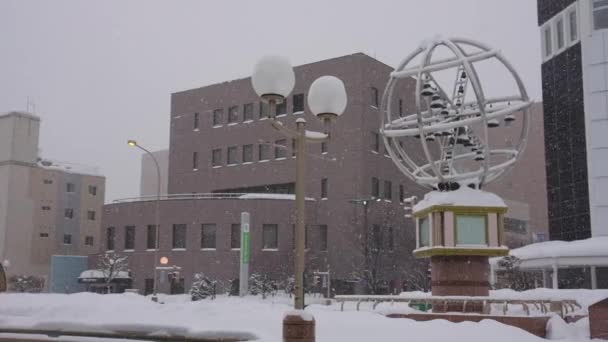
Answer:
546;316;589;340
283;310;314;321
413;187;507;213
0;292;580;342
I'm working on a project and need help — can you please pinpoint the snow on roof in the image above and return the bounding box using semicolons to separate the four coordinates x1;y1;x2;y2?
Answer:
79;269;130;279
413;186;507;213
492;236;608;262
283;310;314;321
238;193;315;201
37;159;102;177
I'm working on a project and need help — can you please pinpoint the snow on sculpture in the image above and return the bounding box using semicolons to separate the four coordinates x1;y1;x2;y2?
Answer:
380;36;532;190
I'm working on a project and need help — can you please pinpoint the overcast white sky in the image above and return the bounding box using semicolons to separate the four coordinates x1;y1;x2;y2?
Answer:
0;0;541;202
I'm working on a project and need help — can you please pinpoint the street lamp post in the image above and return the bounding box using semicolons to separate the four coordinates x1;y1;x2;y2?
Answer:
252;56;347;310
128;140;162;302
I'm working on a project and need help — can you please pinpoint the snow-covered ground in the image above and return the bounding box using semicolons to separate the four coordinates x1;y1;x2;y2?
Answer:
0;290;603;341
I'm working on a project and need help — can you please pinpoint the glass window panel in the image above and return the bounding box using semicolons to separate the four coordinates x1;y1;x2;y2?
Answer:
172;224;186;249
212;148;223;166
259;144;270;161
201;224;216;249
228;106;238;123
544;26;552;57
292;94;304;113
147;225;157;249
569;10;578;42
227;146;238;164
213;109;223;126
243;144;253;163
419;217;429;247
594;1;608;30
231;224;241;249
456;215;487;245
556;18;564;49
263;224;278;249
243;103;254;121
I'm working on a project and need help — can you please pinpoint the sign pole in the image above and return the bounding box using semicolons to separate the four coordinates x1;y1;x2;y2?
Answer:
239;212;250;296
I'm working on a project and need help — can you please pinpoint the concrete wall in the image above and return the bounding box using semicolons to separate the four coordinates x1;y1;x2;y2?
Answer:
140;149;169;197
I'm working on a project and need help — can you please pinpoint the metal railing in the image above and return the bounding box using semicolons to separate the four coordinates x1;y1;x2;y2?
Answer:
334;295;582;317
112;192;316;204
0;327;256;342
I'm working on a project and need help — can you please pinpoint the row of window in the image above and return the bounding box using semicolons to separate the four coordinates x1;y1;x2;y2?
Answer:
43;179;98;196
41;206;96;220
194;94;306;130
106;223;329;252
205;140;327;168
541;3;579;61
43;233;95;246
371;177;406;202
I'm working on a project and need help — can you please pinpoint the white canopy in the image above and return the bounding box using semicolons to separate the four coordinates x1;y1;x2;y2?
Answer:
490;236;608;289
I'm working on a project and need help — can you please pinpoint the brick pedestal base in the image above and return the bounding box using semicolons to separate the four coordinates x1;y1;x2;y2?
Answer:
283;313;315;342
590;298;608;340
431;255;490;313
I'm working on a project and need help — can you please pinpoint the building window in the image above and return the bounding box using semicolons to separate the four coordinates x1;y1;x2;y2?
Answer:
192;152;198;170
291;139;297;157
321;178;328;199
227;146;238;165
372;225;381;251
87;210;96;221
194;112;200;130
384;180;392;200
399;99;404;117
43;179;53;184
64;208;74;219
41;206;51;211
228;105;239;124
275;139;287;159
66;183;75;193
399;185;404;203
455;215;487;246
259;102;269;119
388;227;394;251
555;17;565;51
125;226;135;250
147;225;157;249
568;8;578;42
88;185;97;196
372;132;380;152
212;109;223;126
243;144;253;163
259;144;270;161
172;224;187;249
39;233;49;238
243;103;254;121
201;224;216;249
371;177;380;198
85;236;94;246
262;224;278;249
543;25;552;59
293;94;304;113
106;227;115;250
63;234;72;245
212;148;223;167
144;279;154;296
231;224;241;249
319;225;328;251
321;141;328;154
276;100;287;116
594;0;608;30
370;87;379;107
419;217;429;247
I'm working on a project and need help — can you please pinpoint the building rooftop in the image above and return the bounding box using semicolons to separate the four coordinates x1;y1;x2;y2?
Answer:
37;158;102;177
0;111;40;121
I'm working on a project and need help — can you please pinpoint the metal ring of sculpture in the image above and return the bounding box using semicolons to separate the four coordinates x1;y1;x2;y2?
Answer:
380;37;532;190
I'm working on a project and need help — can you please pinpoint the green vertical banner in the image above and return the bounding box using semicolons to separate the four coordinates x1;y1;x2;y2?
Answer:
241;231;250;264
239;212;250;296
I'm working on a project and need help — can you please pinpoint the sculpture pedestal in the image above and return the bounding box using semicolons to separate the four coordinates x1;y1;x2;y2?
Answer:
431;255;490;313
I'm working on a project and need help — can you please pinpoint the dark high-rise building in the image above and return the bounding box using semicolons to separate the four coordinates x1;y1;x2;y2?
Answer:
537;0;608;240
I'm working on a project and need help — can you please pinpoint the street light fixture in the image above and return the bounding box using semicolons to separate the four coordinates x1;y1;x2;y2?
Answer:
252;55;347;310
127;139;162;302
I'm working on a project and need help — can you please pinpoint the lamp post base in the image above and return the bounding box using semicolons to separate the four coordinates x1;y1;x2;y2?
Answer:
283;312;315;342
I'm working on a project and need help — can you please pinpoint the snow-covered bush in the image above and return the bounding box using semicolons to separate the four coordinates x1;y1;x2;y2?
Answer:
190;273;217;301
283;276;295;297
8;275;45;293
496;255;536;290
249;272;277;299
226;278;239;296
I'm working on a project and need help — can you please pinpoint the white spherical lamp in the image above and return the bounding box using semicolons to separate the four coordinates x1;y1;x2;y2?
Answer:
307;76;347;122
251;55;295;102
